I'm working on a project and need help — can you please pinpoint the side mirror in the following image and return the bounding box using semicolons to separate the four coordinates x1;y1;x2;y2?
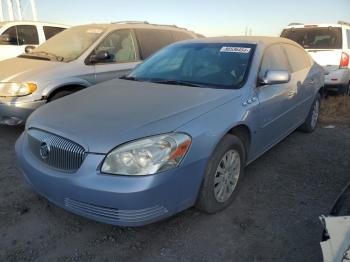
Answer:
90;50;111;64
25;45;35;53
260;70;290;85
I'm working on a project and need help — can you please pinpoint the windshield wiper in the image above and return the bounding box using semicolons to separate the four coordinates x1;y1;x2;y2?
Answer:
30;51;64;61
152;79;201;87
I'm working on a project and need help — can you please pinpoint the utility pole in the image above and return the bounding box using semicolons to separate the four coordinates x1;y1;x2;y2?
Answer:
6;0;14;20
15;0;21;20
29;0;37;21
0;0;4;21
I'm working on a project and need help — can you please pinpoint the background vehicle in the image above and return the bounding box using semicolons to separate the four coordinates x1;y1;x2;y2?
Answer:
320;182;350;262
281;21;350;95
0;21;68;61
16;36;324;226
0;21;200;126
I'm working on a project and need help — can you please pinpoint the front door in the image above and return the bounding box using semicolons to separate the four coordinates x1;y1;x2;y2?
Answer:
255;44;299;152
92;29;141;84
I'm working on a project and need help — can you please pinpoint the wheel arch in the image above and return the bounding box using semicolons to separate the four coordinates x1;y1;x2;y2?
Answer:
46;83;88;101
226;124;252;160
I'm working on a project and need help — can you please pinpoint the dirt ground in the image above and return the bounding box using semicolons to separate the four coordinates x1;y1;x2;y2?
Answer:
0;124;349;262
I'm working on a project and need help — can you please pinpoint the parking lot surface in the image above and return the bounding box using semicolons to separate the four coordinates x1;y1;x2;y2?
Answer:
1;125;349;262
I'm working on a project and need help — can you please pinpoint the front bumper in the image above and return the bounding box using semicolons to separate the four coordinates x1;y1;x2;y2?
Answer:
0;99;46;125
15;133;206;226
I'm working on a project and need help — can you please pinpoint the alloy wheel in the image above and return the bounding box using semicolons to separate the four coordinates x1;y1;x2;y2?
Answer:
214;150;241;203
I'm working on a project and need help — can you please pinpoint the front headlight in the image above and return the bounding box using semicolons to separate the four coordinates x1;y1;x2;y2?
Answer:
0;82;37;97
101;133;192;176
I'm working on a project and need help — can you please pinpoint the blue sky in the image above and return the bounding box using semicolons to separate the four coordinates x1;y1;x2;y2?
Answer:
7;0;350;36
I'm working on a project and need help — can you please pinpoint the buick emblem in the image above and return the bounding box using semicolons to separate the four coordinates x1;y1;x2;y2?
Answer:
40;142;50;160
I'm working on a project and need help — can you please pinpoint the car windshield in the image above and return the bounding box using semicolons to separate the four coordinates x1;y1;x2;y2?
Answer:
24;26;105;62
281;27;342;49
127;43;255;89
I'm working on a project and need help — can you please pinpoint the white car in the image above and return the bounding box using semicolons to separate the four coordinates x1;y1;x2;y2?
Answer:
320;182;350;262
281;21;350;95
0;21;68;61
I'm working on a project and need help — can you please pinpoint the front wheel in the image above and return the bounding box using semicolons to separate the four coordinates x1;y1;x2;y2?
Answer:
299;93;321;133
196;134;246;213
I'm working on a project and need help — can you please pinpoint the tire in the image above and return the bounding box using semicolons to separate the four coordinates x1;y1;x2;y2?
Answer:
196;134;246;213
338;83;350;96
48;90;75;102
299;93;321;133
345;83;350;96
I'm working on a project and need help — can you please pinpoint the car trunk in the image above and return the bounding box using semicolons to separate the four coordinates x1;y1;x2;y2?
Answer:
307;49;342;73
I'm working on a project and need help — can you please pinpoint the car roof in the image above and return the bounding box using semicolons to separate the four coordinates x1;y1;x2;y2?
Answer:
284;22;350;29
180;36;300;48
0;20;69;28
69;22;200;37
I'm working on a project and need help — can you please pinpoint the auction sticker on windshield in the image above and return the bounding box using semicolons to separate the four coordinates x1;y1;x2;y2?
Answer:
220;47;251;53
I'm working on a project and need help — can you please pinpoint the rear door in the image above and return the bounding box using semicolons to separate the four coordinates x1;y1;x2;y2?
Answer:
281;26;343;74
256;44;299;151
134;28;175;59
283;44;315;122
91;29;140;83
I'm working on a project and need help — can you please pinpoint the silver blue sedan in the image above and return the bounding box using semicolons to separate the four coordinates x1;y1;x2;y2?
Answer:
15;36;324;226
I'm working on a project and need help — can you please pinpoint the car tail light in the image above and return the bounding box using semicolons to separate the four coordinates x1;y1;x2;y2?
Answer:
340;52;349;68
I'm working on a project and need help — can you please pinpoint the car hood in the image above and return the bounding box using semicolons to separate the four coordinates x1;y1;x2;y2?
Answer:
0;57;63;82
27;79;241;154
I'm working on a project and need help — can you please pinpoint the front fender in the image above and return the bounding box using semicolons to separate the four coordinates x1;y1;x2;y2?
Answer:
42;77;93;97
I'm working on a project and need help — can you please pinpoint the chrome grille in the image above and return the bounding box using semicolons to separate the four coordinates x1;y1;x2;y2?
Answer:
27;128;86;172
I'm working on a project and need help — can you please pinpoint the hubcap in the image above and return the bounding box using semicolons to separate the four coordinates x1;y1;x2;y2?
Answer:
311;99;319;129
214;150;241;203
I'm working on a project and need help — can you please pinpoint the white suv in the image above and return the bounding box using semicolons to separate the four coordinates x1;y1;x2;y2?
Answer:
281;21;350;95
0;21;68;61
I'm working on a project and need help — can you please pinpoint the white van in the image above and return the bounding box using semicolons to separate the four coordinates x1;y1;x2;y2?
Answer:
0;21;68;61
281;21;350;95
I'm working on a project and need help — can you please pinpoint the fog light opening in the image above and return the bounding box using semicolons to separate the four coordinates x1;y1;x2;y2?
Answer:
0;117;23;126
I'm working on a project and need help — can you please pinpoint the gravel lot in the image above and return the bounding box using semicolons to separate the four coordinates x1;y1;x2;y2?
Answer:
0;125;349;262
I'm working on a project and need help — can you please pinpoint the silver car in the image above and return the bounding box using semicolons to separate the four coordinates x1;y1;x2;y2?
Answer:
0;22;199;125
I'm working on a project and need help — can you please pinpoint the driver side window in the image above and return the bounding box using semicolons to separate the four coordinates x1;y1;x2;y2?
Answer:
94;30;137;64
259;44;290;79
0;26;18;45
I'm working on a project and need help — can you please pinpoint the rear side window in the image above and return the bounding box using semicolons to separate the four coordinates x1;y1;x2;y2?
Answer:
0;26;18;45
170;31;194;41
43;26;66;40
283;44;309;72
347;30;350;49
281;27;342;49
135;29;174;59
259;44;290;79
16;25;39;45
